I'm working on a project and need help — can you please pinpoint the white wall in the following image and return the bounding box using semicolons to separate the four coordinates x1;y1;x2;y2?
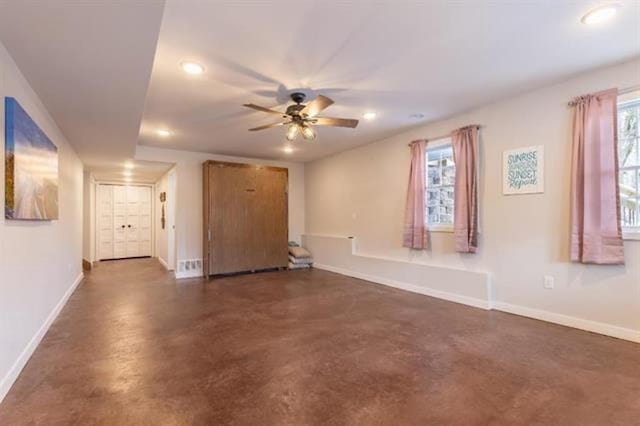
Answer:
305;59;640;340
0;42;84;400
136;146;305;270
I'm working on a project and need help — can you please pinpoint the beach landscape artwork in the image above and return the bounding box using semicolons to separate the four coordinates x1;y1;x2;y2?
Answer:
5;97;59;220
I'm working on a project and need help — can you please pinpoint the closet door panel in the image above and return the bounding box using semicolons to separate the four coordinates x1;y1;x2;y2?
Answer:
97;185;114;260
138;186;152;256
216;165;256;274
113;185;127;259
208;164;222;274
255;168;288;268
125;186;140;257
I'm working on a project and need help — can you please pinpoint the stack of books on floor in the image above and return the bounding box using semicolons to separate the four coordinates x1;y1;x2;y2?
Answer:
288;244;313;269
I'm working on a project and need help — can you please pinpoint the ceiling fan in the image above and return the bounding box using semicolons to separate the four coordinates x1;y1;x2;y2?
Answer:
243;92;358;141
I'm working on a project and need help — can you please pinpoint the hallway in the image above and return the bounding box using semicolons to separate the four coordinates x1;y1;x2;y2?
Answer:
0;259;638;425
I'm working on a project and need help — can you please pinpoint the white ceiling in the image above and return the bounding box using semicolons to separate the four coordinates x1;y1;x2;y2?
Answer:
139;0;640;161
1;0;639;169
90;160;174;185
0;0;166;177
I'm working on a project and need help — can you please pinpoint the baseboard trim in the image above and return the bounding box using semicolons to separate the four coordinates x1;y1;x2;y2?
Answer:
158;256;169;270
314;263;639;343
314;263;492;310
0;272;84;403
493;302;640;343
175;271;202;279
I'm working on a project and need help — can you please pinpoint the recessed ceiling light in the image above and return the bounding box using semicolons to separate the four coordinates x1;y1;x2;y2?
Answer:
156;129;171;137
363;111;377;120
581;4;619;25
181;61;205;75
283;145;294;154
123;171;132;177
124;161;135;170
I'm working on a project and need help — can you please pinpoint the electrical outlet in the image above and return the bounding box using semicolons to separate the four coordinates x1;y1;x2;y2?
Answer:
543;275;555;289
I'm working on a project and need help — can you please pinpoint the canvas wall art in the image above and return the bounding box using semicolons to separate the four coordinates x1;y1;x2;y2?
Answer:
502;145;544;195
5;97;59;220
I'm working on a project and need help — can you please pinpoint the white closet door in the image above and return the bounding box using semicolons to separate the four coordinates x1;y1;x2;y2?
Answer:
96;184;153;260
138;186;152;256
97;185;114;260
125;186;140;257
113;185;128;259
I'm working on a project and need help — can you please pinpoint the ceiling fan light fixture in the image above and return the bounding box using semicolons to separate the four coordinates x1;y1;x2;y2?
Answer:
363;111;377;121
301;125;316;140
286;123;300;141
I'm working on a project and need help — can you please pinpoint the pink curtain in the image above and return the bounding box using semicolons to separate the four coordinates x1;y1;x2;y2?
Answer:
403;140;428;249
451;126;479;253
570;88;624;264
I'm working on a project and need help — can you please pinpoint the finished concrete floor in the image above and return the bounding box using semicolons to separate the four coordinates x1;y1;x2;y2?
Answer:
0;258;638;425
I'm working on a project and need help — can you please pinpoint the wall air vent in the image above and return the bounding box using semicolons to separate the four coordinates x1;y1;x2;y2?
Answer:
175;259;203;279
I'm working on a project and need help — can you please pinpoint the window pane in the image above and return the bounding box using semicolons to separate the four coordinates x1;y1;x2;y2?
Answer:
618;137;639;168
618;103;639;139
620;169;640;228
425;141;455;227
439;187;454;224
621;197;639;228
619;169;637;191
618;97;640;229
442;164;455;186
428;165;441;186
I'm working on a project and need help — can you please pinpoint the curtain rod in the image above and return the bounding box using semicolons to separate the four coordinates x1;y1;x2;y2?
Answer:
568;85;640;106
407;125;481;146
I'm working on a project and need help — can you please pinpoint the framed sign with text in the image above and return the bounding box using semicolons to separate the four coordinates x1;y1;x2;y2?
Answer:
503;145;544;195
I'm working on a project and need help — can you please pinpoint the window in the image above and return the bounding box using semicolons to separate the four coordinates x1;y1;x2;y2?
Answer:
618;93;640;238
426;138;455;231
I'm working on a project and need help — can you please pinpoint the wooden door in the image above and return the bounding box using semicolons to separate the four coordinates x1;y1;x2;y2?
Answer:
203;161;288;277
254;167;288;268
213;164;256;274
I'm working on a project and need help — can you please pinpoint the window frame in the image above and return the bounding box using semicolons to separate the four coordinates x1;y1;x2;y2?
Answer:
618;91;640;241
425;137;455;233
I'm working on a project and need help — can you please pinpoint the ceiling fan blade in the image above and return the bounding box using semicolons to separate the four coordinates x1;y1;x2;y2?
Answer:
300;95;334;117
243;103;284;115
248;121;285;131
312;117;359;128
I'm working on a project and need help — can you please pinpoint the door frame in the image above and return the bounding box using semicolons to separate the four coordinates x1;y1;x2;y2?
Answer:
94;181;156;261
167;169;177;271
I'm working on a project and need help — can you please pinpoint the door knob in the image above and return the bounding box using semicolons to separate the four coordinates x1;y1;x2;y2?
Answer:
128;225;131;228
121;225;125;229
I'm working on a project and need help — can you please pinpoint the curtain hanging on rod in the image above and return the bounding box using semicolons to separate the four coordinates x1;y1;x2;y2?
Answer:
569;88;624;264
568;85;640;106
